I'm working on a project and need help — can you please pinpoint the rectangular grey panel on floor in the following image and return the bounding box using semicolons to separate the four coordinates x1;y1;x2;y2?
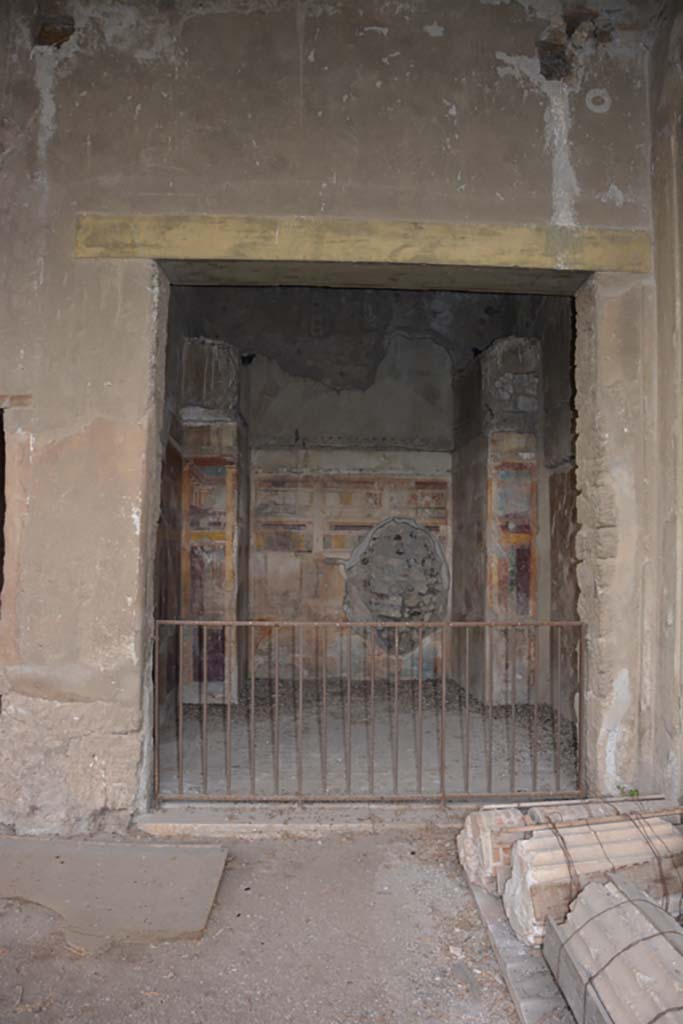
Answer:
0;837;227;952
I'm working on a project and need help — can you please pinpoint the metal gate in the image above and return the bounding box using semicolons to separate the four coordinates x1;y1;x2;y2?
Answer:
153;619;585;802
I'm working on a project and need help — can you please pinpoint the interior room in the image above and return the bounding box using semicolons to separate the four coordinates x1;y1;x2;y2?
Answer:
154;283;580;800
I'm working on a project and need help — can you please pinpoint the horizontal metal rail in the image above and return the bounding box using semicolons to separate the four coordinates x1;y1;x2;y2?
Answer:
153;619;586;805
157;618;583;628
158;791;586;804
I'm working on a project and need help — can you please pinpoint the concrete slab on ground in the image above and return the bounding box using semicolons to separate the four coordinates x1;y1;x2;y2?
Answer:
135;801;471;839
471;883;573;1024
0;836;227;952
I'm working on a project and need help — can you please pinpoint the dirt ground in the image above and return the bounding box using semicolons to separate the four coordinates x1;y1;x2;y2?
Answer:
0;831;516;1024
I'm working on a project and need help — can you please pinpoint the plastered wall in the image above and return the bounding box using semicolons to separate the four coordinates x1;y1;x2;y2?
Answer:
0;0;664;830
171;285;521;450
646;3;683;800
575;272;658;796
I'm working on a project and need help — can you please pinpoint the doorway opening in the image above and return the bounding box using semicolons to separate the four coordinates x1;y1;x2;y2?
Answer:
152;283;582;801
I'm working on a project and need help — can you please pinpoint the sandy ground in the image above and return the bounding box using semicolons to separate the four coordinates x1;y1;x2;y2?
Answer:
0;832;516;1024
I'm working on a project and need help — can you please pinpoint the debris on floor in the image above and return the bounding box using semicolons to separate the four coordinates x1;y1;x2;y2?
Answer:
503;814;683;945
457;805;528;894
544;878;683;1024
459;798;683;1023
457;796;670;897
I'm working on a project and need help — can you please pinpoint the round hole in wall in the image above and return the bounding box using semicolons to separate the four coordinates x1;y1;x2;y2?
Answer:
586;88;611;114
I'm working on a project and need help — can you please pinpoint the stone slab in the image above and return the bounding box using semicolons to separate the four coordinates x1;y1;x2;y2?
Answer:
0;837;227;952
470;883;573;1024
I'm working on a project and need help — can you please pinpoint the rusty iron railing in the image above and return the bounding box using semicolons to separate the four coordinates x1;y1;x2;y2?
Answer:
153;619;585;803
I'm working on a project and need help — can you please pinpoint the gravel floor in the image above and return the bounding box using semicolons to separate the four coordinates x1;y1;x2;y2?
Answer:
159;681;578;798
0;832;517;1024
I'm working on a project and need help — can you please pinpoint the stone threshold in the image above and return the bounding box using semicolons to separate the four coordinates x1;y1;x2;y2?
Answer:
134;801;472;840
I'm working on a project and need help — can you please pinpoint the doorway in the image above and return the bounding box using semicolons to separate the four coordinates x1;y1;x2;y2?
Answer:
152;283;582;801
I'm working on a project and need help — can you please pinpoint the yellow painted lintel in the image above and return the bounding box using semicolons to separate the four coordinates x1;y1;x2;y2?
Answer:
74;214;652;275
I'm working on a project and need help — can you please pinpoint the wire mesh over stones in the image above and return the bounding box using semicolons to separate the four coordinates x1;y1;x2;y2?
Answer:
544;879;683;1024
344;517;450;653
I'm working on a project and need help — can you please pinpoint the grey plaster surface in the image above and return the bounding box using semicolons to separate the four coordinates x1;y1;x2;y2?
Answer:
0;833;517;1024
0;837;227;952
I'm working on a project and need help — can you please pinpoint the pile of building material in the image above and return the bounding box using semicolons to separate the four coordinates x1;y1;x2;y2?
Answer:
457;797;670;896
526;796;674;825
544;878;683;1023
503;815;683;945
456;805;526;894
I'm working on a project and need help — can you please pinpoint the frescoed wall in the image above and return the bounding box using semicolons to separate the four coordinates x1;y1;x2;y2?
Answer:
488;435;537;622
250;451;451;624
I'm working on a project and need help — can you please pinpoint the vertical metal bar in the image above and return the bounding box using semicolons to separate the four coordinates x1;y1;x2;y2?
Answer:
177;624;184;796
153;621;160;800
510;627;517;793
321;625;328;794
368;626;375;795
224;624;232;795
577;624;586;795
201;625;208;793
504;624;510;704
249;625;256;796
440;625;447;801
297;625;304;797
532;625;539;792
463;626;470;794
504;626;510;792
416;626;423;794
274;625;280;796
345;626;352;794
386;639;391;771
553;625;561;791
393;626;400;795
485;624;493;793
